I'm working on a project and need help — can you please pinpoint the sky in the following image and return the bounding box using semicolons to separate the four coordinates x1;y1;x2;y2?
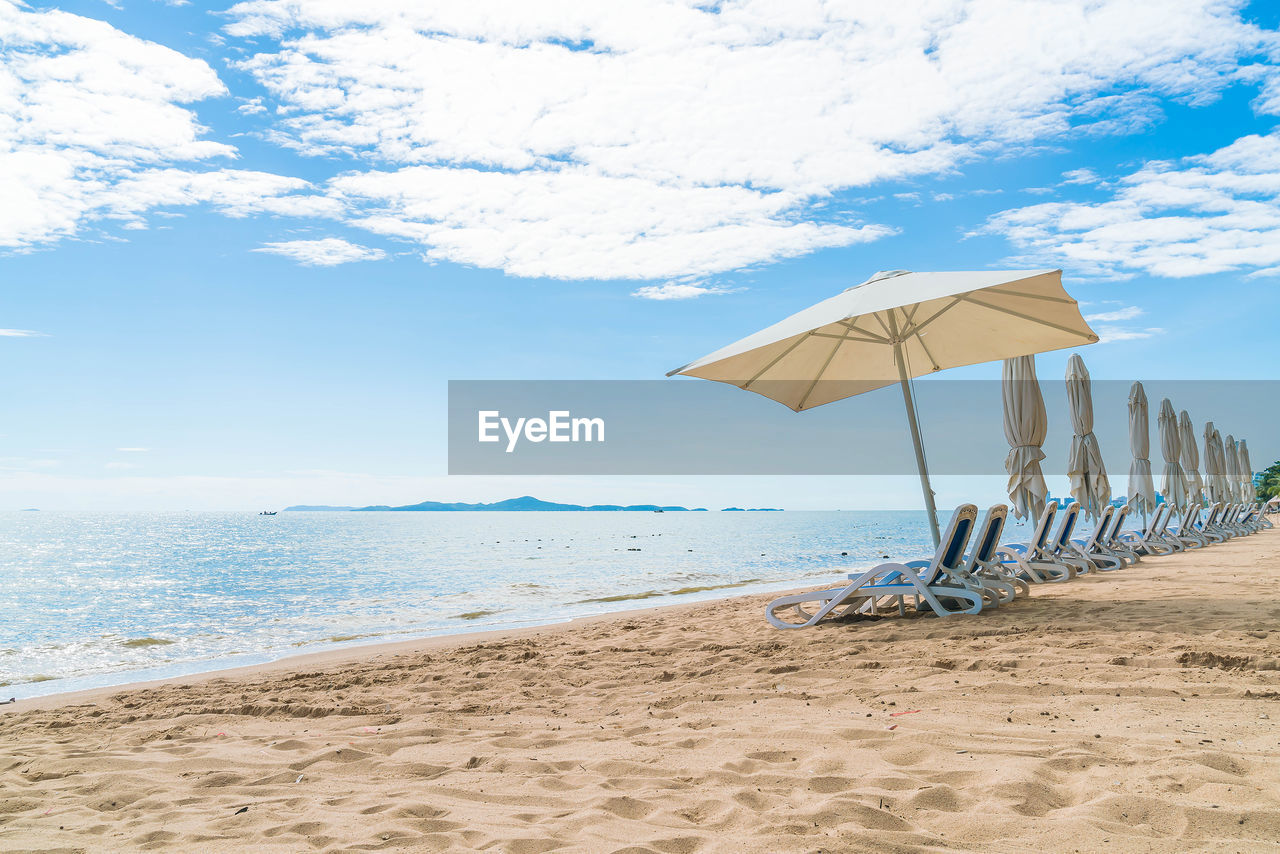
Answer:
2;0;1279;511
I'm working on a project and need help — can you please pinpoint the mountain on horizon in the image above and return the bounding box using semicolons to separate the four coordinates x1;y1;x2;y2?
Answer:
283;495;720;512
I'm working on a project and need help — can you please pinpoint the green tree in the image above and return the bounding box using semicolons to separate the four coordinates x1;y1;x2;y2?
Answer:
1259;461;1280;501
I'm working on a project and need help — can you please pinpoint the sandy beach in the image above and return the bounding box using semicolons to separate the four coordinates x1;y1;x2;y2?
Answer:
3;528;1279;853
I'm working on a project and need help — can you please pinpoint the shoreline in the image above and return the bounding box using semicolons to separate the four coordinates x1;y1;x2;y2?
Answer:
1;585;803;713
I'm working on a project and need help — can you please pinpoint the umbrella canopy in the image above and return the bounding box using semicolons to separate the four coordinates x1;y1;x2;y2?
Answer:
1002;355;1049;521
669;269;1098;545
1065;354;1111;520
1126;382;1157;517
1178;410;1204;504
1157;398;1188;509
1224;435;1241;504
1239;439;1255;502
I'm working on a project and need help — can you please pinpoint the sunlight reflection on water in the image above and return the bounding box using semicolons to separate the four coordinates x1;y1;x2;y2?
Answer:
0;509;960;697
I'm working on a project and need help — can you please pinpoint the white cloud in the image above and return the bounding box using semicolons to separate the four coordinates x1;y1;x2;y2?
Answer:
5;0;1280;284
1079;304;1161;342
984;129;1280;278
1061;168;1100;185
1246;265;1280;278
0;1;332;249
334;166;884;279
0;328;46;337
632;281;741;300
220;0;1280;280
253;236;385;266
1082;304;1162;342
1092;325;1164;343
1084;305;1144;323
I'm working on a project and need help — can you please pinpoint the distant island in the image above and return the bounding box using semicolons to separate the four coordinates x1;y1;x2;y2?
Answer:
283;496;738;512
721;507;784;512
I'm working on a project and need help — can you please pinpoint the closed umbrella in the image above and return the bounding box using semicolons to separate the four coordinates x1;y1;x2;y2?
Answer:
1204;423;1225;504
1239;439;1255;503
1127;382;1157;518
1157;398;1187;510
669;268;1098;546
1178;410;1203;504
1065;354;1111;520
1002;355;1049;521
1224;435;1241;504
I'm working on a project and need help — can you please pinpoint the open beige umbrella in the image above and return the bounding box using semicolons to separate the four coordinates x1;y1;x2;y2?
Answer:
1239;439;1255;502
1178;410;1203;504
1065;354;1110;520
1002;355;1049;521
1157;398;1188;510
669;269;1098;545
1127;382;1157;518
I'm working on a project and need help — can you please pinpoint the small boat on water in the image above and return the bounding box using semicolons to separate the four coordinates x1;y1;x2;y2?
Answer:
259;510;277;516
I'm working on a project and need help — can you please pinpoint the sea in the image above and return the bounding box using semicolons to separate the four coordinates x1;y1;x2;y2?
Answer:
0;509;1053;699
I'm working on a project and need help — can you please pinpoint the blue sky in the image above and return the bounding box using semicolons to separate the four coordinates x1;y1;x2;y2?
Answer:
2;0;1279;510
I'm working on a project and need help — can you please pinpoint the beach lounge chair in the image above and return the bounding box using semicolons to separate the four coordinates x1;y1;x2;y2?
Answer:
1118;504;1178;555
1149;504;1187;553
1099;504;1140;566
1231;504;1253;535
1070;504;1123;571
1041;501;1095;574
1236;504;1257;533
1218;504;1246;538
1241;505;1259;532
765;504;985;629
1196;503;1228;544
996;502;1085;582
1259;502;1276;529
1167;504;1208;550
953;504;1027;607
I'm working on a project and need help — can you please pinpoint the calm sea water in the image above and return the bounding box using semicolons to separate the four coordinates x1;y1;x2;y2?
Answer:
0;509;1050;698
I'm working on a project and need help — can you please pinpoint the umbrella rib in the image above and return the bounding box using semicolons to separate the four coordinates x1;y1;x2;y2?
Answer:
986;287;1076;304
835;319;891;343
903;302;922;327
902;297;963;339
957;294;1096;339
741;332;814;390
796;328;852;410
811;331;886;344
871;311;894;339
913;328;940;372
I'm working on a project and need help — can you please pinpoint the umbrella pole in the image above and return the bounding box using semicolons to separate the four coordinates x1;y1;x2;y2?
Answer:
892;341;941;548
